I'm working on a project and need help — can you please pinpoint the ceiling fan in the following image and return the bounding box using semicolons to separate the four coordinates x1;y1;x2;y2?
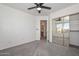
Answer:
28;3;51;13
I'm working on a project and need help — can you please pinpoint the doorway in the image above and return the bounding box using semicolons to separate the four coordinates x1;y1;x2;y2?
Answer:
40;20;47;40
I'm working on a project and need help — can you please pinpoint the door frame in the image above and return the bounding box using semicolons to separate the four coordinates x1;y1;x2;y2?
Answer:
40;20;47;40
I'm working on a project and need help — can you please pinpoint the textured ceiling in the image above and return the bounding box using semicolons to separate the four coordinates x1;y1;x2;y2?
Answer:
2;3;76;16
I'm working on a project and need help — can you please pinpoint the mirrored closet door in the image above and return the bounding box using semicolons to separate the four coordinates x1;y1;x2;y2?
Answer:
52;16;70;47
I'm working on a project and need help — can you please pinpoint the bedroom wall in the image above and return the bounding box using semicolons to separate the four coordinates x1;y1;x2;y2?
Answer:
0;4;36;50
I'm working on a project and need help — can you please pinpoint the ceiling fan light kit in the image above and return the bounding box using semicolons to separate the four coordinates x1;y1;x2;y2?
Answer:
37;7;41;11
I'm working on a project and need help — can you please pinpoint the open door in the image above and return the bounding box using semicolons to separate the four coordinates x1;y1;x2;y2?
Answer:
40;20;47;40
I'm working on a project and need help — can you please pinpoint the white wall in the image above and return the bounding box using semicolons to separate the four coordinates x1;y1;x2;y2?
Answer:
70;14;79;46
49;4;79;45
35;16;49;40
50;4;79;19
0;4;36;50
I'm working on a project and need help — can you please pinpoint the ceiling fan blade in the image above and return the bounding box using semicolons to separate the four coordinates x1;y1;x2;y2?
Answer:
41;6;51;9
28;6;37;10
34;3;39;6
39;3;44;6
